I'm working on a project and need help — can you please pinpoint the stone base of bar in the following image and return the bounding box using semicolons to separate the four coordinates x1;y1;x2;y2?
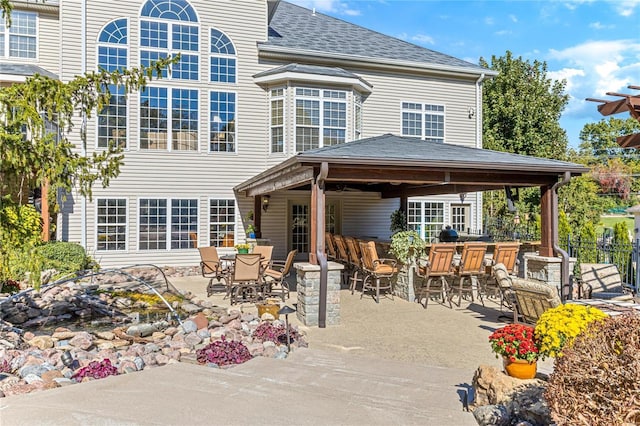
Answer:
394;264;417;302
523;253;576;297
294;261;344;327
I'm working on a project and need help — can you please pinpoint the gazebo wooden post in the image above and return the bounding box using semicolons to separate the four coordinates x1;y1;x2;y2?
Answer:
253;196;262;238
539;185;554;257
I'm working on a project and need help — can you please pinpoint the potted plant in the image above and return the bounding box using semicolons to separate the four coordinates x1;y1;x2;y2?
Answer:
246;224;256;239
488;323;539;379
389;230;428;266
235;243;251;254
534;304;606;359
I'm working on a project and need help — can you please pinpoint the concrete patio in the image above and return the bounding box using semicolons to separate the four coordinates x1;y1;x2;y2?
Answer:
0;274;554;425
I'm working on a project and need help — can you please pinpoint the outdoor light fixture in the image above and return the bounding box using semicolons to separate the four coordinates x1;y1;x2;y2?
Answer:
278;305;296;352
459;192;467;203
262;195;271;212
61;350;79;370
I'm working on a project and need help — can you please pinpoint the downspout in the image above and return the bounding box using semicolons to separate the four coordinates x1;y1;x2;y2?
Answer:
475;73;485;230
80;0;87;249
551;171;571;302
316;162;328;328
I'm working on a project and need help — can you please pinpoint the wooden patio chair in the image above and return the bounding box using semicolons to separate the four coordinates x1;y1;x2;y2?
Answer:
481;242;521;300
415;243;457;309
229;253;265;305
264;249;298;302
359;241;397;303
333;234;351;283
577;263;635;301
325;232;338;261
344;236;364;294
450;242;488;307
198;246;231;297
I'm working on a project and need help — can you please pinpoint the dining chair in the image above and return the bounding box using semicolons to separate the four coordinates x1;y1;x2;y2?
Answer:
359;241;397;303
333;235;351;284
481;242;521;301
229;253;264;305
450;242;488;306
415;243;457;309
198;246;231;297
325;232;338;261
344;236;364;294
264;249;298;302
251;245;274;271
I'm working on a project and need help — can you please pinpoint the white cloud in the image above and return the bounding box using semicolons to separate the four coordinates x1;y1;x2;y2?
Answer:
546;40;640;119
614;0;640;16
396;32;408;41
411;34;435;45
509;14;518;23
484;16;494;25
589;21;615;30
495;30;512;36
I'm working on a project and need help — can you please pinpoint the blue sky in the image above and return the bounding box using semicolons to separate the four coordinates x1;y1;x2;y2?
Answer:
289;0;640;150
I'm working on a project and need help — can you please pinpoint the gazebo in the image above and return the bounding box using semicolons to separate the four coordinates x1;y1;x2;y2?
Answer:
235;134;587;326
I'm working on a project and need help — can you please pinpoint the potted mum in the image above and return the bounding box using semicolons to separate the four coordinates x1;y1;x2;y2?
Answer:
488;323;539;379
534;304;606;359
235;243;251;254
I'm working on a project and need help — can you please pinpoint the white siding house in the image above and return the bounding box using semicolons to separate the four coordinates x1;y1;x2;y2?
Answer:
5;0;497;267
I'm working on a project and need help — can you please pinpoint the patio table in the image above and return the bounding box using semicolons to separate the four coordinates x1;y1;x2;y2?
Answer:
567;298;640;316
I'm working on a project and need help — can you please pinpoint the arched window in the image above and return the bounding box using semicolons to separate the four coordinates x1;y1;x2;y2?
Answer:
210;28;235;83
140;0;199;80
97;18;128;149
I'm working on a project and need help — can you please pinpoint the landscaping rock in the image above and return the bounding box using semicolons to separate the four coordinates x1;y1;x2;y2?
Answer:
28;336;54;350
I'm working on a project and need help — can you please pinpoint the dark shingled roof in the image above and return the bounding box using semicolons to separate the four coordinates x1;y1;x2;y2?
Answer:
0;63;58;79
264;1;492;74
297;134;586;173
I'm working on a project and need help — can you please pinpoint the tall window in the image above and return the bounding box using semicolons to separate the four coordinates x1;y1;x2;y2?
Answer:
451;204;470;233
209;91;235;152
408;201;444;242
97;18;128;149
210;28;236;83
139;198;197;250
354;95;363;140
0;11;37;58
96;198;127;251
209;199;235;247
140;87;198;150
270;88;284;153
140;0;199;81
295;88;346;152
401;102;445;143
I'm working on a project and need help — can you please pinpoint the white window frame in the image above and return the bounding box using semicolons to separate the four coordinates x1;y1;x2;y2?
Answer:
401;102;446;143
139;16;200;81
209;27;237;84
0;11;38;60
407;200;445;242
294;87;347;152
270;87;285;154
137;197;199;251
95;198;128;252
451;204;470;234
208;198;236;248
354;94;363;140
209;89;237;153
96;19;130;150
139;86;199;152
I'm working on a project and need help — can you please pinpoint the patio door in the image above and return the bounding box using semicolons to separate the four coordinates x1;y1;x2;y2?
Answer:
288;200;339;257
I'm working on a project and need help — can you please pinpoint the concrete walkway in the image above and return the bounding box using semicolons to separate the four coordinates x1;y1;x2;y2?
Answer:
0;274;553;425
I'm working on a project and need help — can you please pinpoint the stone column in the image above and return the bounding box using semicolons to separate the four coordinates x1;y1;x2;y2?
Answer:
523;253;576;296
295;261;343;326
394;264;417;302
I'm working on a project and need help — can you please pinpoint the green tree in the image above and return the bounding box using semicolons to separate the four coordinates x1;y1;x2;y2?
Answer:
558;210;571;247
578;117;640;163
479;51;569;159
612;221;633;280
558;174;609;234
577;221;597;264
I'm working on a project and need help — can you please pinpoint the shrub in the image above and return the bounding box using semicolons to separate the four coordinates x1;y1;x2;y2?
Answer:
0;359;12;374
72;359;119;381
34;241;96;274
195;336;252;366
545;314;640;425
252;321;299;345
1;279;20;294
389;230;428;265
534;304;606;359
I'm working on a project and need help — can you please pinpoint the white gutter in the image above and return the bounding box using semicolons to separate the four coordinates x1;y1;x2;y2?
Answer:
259;45;499;78
80;0;87;249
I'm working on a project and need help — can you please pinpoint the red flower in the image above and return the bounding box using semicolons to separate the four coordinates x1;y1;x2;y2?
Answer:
488;324;539;363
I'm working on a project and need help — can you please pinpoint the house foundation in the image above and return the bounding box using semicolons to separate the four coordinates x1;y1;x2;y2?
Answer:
294;262;343;326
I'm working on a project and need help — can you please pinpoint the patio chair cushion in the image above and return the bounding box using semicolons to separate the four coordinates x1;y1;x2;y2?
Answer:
510;277;561;324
